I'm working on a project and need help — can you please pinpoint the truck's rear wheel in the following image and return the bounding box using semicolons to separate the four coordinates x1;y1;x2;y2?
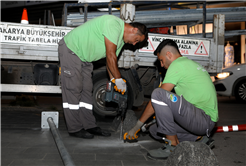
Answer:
93;76;134;117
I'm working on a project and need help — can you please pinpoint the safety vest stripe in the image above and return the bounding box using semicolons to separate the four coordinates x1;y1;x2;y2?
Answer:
151;99;167;106
63;102;93;110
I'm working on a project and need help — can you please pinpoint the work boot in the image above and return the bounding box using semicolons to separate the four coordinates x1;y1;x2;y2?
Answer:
147;138;176;160
69;129;94;139
86;127;111;137
196;136;214;148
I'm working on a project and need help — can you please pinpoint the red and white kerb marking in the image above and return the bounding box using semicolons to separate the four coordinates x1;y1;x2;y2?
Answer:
215;124;246;133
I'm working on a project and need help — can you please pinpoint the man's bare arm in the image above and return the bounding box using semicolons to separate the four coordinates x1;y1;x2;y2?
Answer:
139;101;155;123
106;65;114;80
105;36;121;79
160;83;175;92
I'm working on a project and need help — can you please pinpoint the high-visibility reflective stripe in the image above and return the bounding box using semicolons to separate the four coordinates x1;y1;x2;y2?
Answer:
232;125;239;131
63;102;93;110
63;103;79;110
79;102;93;110
151;99;167;106
223;126;229;132
178;95;183;114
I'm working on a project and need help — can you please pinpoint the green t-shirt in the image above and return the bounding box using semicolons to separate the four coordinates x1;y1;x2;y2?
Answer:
163;57;218;122
64;15;125;62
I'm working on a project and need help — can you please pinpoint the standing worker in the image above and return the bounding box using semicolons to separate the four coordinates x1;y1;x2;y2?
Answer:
125;39;218;159
58;15;148;139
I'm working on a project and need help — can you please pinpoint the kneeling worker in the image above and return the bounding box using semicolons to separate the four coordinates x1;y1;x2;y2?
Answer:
125;39;218;159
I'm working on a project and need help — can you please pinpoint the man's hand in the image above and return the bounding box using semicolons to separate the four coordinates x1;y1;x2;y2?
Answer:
112;78;127;94
124;120;144;140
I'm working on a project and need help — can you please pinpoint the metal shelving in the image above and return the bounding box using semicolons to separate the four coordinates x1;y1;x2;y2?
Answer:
62;0;206;33
65;7;246;27
62;1;171;26
61;2;246;38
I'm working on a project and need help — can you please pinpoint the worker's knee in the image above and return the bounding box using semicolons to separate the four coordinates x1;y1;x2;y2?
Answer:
151;88;167;100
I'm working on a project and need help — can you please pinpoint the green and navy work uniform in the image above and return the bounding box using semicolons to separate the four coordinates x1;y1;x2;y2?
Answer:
149;57;218;142
58;15;125;133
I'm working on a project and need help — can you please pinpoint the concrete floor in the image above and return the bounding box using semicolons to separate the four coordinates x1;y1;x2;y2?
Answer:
1;95;246;166
1;98;166;166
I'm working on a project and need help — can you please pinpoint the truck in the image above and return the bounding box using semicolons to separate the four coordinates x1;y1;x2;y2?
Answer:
0;13;225;117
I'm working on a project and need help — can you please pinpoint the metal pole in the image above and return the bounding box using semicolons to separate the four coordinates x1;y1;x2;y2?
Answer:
44;10;46;25
84;4;88;23
108;3;112;14
203;1;206;38
48;10;51;25
62;3;68;26
215;124;246;133
47;117;76;166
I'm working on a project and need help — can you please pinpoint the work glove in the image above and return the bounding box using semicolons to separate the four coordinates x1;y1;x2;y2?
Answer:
124;120;144;141
111;78;127;95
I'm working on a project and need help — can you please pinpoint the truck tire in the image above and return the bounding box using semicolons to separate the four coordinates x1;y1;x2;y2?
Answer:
93;75;134;117
234;79;246;103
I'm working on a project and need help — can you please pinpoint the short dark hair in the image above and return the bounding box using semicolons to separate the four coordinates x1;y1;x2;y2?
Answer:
154;39;180;56
130;22;148;41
